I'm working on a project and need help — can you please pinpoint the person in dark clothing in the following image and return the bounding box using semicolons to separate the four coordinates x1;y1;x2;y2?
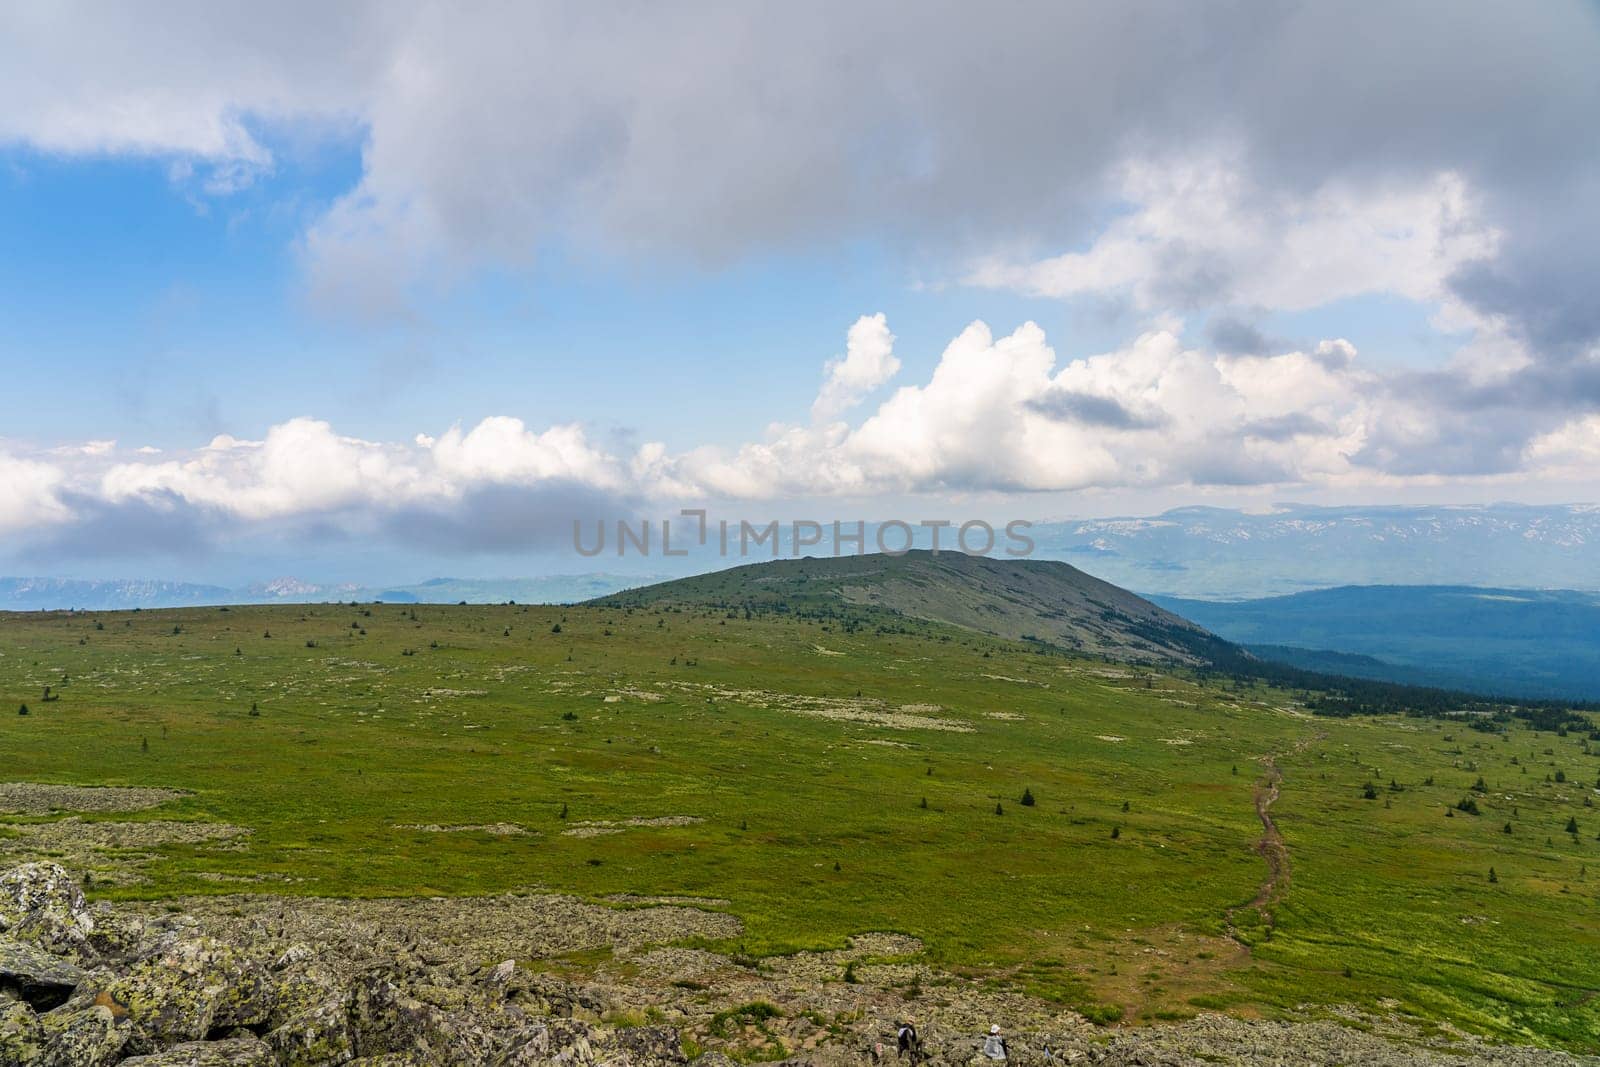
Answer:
896;1021;921;1063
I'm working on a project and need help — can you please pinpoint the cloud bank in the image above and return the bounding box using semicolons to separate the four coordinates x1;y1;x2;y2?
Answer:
2;1;1597;345
4;312;1597;558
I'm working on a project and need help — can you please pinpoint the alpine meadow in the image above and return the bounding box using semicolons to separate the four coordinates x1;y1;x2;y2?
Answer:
5;555;1600;1061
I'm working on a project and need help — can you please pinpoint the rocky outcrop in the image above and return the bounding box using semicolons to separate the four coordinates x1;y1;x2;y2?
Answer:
0;862;1593;1067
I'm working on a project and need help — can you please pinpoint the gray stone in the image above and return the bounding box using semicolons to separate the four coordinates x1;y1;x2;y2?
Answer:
34;1003;128;1067
265;992;356;1066
119;1035;276;1065
106;935;274;1052
0;863;98;959
0;937;86;1009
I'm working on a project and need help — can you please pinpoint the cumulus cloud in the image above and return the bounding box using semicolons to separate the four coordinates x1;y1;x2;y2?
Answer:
0;452;70;532
965;161;1499;316
811;314;900;422
4;311;1599;560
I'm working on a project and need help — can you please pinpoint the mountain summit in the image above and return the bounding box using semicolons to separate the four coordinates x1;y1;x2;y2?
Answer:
593;550;1228;665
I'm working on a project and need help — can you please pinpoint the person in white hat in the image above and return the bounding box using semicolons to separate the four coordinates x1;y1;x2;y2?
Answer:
982;1024;1009;1061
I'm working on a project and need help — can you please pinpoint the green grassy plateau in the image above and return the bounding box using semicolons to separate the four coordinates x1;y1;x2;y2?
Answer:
2;594;1599;1049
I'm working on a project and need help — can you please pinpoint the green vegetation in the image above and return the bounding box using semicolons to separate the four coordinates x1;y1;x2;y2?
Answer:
2;596;1599;1049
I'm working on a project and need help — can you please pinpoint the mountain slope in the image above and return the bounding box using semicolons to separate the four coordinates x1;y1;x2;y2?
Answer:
1154;585;1600;700
593;550;1229;664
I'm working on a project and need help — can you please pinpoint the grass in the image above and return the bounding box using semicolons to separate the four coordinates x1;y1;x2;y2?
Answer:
1;601;1598;1049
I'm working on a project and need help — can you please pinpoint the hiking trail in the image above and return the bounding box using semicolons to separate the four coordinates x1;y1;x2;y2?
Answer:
1225;733;1322;944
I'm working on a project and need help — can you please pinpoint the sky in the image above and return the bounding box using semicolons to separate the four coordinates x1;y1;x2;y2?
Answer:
2;2;1600;584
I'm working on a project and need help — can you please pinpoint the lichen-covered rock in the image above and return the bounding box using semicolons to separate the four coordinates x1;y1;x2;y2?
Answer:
596;1023;686;1065
0;937;87;1009
266;957;343;1029
33;1003;128;1066
495;1019;594;1066
265;991;355;1066
0;1000;44;1063
348;974;497;1063
0;863;98;959
105;936;274;1052
116;1035;276;1065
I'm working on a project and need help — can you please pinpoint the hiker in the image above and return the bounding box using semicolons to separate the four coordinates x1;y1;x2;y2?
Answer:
982;1024;1009;1061
896;1021;921;1063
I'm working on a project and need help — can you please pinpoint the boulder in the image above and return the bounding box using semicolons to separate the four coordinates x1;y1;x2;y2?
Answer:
597;1023;687;1065
119;1036;277;1065
106;936;274;1052
0;863;98;959
265;992;355;1066
266;957;344;1029
34;1003;128;1067
0;937;87;1009
0;1000;44;1063
348;974;496;1063
495;1019;593;1066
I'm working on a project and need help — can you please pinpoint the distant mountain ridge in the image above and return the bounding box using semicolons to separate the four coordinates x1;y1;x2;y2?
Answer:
0;577;235;611
0;574;654;611
593;550;1230;665
1030;502;1600;597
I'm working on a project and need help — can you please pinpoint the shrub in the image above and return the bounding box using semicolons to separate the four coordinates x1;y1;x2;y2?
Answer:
1020;787;1035;807
709;1002;782;1036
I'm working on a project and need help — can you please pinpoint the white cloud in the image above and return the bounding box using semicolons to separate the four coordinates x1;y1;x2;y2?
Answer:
427;417;624;490
98;418;427;520
811;313;900;422
966;160;1500;315
2;316;1595;556
0;452;69;533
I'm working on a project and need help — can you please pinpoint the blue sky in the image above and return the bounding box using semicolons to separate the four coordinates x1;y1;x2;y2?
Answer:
0;141;1456;453
1;3;1598;584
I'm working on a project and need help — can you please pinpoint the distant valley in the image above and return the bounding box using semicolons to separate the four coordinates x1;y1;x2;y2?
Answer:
1155;585;1600;701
